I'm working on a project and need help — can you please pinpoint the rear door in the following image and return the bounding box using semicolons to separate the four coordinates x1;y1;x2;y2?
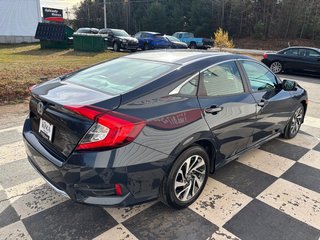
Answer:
280;48;301;71
197;61;257;160
301;48;320;74
239;60;296;145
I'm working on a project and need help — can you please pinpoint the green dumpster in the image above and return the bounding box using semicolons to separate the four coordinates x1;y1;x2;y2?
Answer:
35;22;74;49
73;34;106;52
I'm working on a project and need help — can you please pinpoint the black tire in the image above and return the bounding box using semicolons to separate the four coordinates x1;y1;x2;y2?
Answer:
189;42;196;49
270;61;283;74
283;103;305;139
130;49;137;53
113;42;120;52
161;145;209;209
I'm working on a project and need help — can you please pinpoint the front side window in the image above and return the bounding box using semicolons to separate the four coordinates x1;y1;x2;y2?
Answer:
306;49;320;57
65;58;177;95
242;61;279;92
201;61;244;97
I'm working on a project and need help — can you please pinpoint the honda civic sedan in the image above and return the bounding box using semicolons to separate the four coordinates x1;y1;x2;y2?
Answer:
24;51;308;209
262;46;320;75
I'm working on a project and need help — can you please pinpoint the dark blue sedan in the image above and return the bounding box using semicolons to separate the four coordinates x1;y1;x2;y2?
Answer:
134;31;187;50
24;51;307;209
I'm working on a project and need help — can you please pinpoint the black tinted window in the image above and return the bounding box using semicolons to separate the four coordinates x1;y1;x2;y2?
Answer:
283;49;299;56
202;61;244;97
242;61;278;92
306;49;320;57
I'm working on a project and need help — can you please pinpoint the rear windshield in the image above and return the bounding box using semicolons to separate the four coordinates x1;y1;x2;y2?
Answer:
64;58;177;95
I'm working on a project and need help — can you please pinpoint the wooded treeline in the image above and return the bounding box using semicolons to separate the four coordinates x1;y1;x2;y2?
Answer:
72;0;320;40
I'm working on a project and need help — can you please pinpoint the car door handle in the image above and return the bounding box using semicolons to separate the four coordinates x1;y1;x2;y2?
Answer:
257;99;268;107
205;106;223;114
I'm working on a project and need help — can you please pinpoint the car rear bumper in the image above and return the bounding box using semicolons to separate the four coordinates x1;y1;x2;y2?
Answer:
23;118;170;206
261;58;271;66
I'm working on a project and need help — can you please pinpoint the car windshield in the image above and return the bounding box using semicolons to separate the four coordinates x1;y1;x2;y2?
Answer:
64;58;177;95
166;36;181;42
112;29;130;37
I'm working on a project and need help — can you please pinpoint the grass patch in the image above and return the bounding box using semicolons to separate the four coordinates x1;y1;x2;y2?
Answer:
0;44;126;105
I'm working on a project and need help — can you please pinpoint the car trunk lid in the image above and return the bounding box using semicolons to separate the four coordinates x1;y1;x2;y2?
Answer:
29;79;121;160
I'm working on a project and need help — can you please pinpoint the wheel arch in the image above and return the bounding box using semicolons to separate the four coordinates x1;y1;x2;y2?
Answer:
168;133;218;174
189;41;196;47
301;99;307;123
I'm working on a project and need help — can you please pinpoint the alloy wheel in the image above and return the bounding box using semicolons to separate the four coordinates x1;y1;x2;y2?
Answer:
174;155;206;202
270;61;282;73
290;106;304;135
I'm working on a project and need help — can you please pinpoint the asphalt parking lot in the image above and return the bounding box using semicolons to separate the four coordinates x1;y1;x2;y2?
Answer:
0;74;319;240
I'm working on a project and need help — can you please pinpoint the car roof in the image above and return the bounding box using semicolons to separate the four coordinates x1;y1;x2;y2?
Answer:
110;28;126;31
100;28;126;32
125;50;236;65
282;46;320;52
139;31;161;35
174;32;192;34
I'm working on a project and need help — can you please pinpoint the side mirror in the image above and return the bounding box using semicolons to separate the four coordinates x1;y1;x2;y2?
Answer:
282;79;297;91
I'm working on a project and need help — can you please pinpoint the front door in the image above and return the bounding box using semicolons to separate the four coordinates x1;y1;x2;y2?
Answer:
239;60;296;145
197;61;257;163
301;48;320;74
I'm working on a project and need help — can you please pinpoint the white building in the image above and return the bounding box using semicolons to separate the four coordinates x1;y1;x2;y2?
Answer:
0;0;41;43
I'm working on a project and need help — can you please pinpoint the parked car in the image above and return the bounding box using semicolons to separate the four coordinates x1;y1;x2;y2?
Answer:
99;28;139;52
24;51;307;209
133;31;166;50
134;31;188;50
164;35;188;49
74;28;99;34
173;32;213;49
262;47;320;75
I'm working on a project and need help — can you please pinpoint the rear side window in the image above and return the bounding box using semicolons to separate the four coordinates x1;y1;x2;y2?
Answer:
283;49;298;56
65;58;177;95
201;61;244;97
178;74;199;95
242;61;278;92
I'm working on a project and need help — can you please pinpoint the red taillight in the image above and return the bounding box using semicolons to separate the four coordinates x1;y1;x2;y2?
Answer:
263;53;268;59
115;184;123;196
64;105;146;150
28;84;37;93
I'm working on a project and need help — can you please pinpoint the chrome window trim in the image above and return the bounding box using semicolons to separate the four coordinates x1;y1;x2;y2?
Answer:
199;58;248;73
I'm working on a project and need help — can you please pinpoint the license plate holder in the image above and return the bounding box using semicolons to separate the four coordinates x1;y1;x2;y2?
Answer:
39;118;54;142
